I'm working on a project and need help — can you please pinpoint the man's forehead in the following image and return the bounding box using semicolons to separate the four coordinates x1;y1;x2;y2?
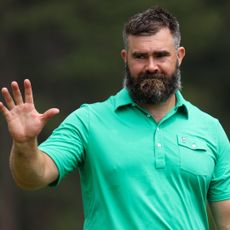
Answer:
128;42;174;54
127;39;176;55
127;29;175;49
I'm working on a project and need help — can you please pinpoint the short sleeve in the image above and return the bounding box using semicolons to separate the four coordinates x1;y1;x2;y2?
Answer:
38;105;89;186
207;120;230;202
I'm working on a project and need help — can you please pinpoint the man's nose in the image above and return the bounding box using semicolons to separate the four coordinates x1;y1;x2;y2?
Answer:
145;58;159;73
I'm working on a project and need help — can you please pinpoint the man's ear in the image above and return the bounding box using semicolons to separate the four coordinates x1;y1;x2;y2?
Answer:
121;49;128;63
177;47;186;66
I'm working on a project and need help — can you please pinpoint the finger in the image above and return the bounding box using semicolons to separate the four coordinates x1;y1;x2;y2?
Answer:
0;101;10;119
1;87;16;109
24;79;34;104
11;81;24;105
41;108;60;123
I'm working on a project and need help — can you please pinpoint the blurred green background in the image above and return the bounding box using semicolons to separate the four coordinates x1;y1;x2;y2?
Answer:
0;0;229;229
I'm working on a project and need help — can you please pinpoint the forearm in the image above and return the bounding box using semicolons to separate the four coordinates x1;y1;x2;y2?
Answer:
209;200;230;230
10;139;57;190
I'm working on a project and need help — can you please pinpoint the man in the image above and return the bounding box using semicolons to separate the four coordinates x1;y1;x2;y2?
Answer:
0;6;229;230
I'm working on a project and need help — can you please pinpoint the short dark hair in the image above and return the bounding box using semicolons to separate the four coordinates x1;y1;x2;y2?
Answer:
123;6;181;50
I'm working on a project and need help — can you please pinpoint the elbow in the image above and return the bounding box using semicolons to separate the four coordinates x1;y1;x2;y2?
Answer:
14;180;43;191
11;172;45;191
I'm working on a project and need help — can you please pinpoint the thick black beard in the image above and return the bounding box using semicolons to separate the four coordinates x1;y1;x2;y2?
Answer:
124;63;181;105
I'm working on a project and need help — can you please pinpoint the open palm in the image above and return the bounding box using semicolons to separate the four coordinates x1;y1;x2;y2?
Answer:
0;79;59;143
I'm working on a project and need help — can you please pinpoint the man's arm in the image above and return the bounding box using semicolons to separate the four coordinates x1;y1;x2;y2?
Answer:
10;140;58;190
209;200;230;229
0;79;59;190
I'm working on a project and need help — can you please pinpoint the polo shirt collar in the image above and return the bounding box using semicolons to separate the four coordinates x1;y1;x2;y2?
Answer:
175;90;189;118
114;87;189;118
114;88;134;109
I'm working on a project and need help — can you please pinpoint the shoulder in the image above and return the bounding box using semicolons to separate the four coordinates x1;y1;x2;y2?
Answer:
185;100;219;125
80;94;116;115
185;100;228;142
65;92;117;123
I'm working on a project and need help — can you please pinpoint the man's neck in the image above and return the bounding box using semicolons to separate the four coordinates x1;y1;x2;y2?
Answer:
140;94;176;123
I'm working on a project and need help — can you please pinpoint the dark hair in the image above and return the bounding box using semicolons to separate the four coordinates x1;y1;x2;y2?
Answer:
123;6;181;49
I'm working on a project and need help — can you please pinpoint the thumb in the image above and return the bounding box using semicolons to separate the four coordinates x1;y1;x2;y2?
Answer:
41;108;60;123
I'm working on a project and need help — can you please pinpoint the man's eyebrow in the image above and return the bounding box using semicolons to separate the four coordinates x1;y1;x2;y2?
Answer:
131;50;171;57
153;50;171;57
132;51;148;55
132;52;148;57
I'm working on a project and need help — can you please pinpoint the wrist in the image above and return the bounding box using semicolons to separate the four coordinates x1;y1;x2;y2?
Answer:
11;138;38;157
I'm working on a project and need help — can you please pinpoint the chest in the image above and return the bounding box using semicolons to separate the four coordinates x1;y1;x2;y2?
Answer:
85;115;216;189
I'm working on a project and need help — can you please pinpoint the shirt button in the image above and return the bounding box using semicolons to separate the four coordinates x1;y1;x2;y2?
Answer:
157;143;161;148
147;114;151;118
181;137;186;142
156;127;160;131
191;144;196;149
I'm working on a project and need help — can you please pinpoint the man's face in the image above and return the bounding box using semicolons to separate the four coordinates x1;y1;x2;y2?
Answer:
121;28;185;105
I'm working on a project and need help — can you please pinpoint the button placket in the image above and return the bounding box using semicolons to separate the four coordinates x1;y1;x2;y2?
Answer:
154;126;165;169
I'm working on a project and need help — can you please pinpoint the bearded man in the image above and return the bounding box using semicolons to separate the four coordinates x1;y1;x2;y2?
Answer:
0;6;229;230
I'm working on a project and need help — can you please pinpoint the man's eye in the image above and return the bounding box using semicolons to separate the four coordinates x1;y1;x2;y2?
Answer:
155;52;170;58
133;54;146;59
156;54;166;59
156;53;164;58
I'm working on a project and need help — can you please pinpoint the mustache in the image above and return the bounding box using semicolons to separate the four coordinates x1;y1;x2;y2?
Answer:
138;72;166;80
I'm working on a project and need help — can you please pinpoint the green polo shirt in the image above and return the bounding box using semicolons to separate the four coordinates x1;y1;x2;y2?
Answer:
39;88;230;230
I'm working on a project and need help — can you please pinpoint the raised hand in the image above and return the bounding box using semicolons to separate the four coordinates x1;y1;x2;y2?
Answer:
0;79;60;143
